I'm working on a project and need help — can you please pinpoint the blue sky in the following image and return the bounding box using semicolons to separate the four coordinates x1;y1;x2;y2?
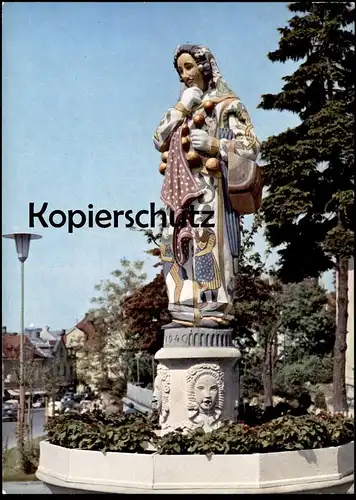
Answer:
2;2;333;332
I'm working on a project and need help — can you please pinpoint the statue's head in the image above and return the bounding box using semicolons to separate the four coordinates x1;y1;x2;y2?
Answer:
176;52;206;91
173;44;236;101
173;44;213;92
195;373;219;412
173;44;236;98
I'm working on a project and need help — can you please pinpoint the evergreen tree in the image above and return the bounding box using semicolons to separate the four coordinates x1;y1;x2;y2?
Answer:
258;2;354;412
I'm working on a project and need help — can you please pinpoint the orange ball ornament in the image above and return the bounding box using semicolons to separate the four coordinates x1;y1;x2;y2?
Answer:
161;151;169;162
181;123;190;136
205;158;220;172
186;151;201;168
203;100;215;114
181;137;190;151
159;163;166;175
193;113;205;128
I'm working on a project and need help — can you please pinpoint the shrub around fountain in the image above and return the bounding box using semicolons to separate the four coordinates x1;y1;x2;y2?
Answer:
44;409;354;455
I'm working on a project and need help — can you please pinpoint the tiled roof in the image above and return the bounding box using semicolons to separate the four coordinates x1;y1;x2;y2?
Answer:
75;319;98;345
2;334;47;359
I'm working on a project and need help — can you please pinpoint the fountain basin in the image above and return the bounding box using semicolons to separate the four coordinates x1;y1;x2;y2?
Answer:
36;440;354;494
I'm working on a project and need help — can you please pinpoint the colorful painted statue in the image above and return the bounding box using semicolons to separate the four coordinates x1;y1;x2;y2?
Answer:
153;44;261;328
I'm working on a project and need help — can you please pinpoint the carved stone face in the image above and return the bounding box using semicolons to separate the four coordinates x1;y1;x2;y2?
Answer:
177;53;205;91
195;374;218;412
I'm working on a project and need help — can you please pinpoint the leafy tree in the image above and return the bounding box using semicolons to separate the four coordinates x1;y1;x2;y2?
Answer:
83;259;147;391
123;272;170;354
127;352;157;388
131;219;163;264
274;354;333;398
257;2;354;412
234;224;337;404
40;360;64;417
278;278;336;362
232;222;282;407
91;259;147;310
80;224;165;393
121;222;169;360
4;341;48;469
232;222;269;353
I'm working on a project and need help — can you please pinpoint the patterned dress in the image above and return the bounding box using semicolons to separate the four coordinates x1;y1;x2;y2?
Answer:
194;231;221;291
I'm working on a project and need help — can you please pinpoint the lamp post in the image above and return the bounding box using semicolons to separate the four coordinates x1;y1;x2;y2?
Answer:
135;352;143;387
2;232;42;454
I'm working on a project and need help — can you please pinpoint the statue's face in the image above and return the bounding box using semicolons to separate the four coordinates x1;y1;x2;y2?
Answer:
177;53;205;91
195;374;218;412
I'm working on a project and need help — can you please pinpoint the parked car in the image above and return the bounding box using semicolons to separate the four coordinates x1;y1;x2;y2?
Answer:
73;393;83;403
5;399;19;408
46;399;63;417
32;398;45;408
62;391;74;400
61;398;75;411
2;403;17;422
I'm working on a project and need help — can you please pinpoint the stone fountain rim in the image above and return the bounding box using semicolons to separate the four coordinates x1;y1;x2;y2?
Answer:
36;440;354;494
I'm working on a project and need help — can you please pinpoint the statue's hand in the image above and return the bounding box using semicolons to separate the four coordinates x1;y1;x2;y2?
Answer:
190;129;216;154
191;130;220;156
190;129;209;151
180;87;203;110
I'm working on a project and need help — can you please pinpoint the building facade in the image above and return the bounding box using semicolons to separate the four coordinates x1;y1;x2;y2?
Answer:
2;328;74;400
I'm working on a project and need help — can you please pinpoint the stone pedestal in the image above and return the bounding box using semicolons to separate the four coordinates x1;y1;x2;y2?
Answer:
154;328;240;433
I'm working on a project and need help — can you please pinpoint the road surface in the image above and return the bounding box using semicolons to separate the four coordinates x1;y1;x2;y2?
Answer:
3;482;51;494
2;409;46;449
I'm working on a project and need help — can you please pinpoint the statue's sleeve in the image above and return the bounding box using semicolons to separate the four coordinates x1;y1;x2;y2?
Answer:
218;100;261;162
153;107;185;153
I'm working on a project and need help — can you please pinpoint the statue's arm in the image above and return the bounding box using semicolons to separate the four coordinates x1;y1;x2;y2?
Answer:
153;107;185;153
218;100;261;162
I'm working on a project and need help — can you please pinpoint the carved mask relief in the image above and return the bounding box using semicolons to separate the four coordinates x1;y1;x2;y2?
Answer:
186;363;224;430
195;374;218;412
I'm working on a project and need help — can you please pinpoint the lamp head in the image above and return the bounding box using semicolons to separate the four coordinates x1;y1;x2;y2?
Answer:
3;232;42;263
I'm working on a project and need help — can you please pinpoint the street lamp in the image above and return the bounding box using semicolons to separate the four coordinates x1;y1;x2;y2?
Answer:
135;352;143;386
2;232;42;453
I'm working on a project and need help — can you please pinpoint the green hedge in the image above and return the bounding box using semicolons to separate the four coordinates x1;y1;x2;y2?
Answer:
45;410;354;455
